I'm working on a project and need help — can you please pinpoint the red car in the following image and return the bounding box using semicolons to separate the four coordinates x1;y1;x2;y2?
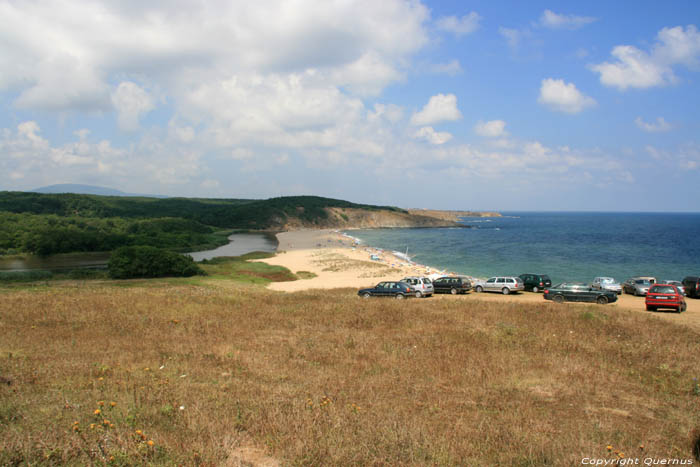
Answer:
645;284;687;313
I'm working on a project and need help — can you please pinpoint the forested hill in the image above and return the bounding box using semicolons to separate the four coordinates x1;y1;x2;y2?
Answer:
0;192;405;229
0;192;466;256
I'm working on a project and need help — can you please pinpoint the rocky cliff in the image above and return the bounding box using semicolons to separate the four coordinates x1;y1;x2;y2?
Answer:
280;207;477;230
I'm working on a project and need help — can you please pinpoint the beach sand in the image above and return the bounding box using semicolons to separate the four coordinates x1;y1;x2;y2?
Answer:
258;229;700;330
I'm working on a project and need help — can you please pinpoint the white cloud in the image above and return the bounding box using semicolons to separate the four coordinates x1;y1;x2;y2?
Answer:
499;27;523;49
367;103;403;124
0;0;429;112
635;117;672;133
412;126;452;145
436;12;481;37
111;82;155;131
591;25;700;90
410;94;462;126
475;120;507;138
538;78;596;114
539;10;596;30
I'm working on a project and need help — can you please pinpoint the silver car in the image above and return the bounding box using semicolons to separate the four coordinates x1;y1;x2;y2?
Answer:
591;277;622;294
474;276;524;295
400;276;434;298
659;280;685;296
622;277;653;296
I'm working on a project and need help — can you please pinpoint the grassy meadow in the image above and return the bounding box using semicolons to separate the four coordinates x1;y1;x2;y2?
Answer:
1;260;699;465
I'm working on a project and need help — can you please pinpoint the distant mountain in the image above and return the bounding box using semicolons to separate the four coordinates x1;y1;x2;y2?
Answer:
31;184;168;198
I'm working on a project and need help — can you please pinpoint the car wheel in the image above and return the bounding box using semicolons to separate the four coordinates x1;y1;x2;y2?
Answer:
646;305;655;312
532;286;539;293
596;296;608;305
475;285;483;293
395;293;405;300
450;288;458;295
502;287;510;295
553;294;564;304
415;291;423;298
677;305;682;314
362;292;371;299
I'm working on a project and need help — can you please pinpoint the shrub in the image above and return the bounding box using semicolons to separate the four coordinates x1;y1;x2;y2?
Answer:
0;270;53;282
108;246;204;279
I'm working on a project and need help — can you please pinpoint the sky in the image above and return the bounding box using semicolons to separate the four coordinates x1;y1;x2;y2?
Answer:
1;0;700;211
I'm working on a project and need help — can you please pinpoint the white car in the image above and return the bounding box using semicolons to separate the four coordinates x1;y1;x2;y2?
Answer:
474;276;524;295
400;276;434;298
591;277;622;295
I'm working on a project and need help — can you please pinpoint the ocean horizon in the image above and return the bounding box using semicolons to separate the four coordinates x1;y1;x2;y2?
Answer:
347;211;700;284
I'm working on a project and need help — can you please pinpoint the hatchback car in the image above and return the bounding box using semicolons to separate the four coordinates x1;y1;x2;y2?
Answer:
646;284;686;313
400;276;434;298
622;277;653;296
432;276;472;295
543;283;618;305
358;281;415;299
591;277;622;294
518;273;552;293
474;276;524;295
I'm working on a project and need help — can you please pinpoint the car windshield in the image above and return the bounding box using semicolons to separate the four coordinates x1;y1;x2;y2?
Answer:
635;280;651;285
601;278;614;283
651;285;675;294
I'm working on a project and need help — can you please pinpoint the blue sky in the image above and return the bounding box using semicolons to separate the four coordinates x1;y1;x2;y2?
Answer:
1;1;699;211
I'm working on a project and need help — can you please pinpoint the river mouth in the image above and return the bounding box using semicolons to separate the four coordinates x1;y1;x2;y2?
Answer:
0;233;279;273
185;232;278;261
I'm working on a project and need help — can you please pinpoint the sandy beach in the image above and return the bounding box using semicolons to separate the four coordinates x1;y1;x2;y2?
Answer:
258;229;700;330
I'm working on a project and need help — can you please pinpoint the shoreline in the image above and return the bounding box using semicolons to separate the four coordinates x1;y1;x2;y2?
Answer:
258;229;454;293
257;229;700;330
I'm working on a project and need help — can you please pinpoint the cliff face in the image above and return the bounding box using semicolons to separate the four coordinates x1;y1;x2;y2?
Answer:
280;207;466;230
407;209;501;221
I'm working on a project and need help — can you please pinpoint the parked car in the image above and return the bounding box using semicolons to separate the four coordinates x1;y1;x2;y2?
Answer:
432;276;472;295
474;276;524;295
543;283;618;305
622;277;654;296
518;273;551;293
400;276;434;298
659;280;685;296
645;284;686;313
358;281;416;299
682;276;700;298
591;277;622;294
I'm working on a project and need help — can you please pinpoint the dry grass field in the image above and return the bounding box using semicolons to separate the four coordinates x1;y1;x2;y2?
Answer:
1;274;699;465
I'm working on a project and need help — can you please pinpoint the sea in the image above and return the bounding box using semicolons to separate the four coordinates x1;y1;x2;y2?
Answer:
347;212;700;284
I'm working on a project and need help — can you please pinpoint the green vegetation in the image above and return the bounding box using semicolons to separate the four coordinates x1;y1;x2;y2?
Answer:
0;192;403;229
0;192;404;256
198;252;297;284
0;269;109;283
108;246;204;279
0;211;230;256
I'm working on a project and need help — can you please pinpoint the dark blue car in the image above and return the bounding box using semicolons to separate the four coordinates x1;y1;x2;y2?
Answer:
358;281;416;299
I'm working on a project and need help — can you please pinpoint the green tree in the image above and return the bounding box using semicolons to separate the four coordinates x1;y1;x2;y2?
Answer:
108;246;204;279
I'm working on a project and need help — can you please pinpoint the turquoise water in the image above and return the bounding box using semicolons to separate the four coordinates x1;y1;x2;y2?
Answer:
348;212;700;284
